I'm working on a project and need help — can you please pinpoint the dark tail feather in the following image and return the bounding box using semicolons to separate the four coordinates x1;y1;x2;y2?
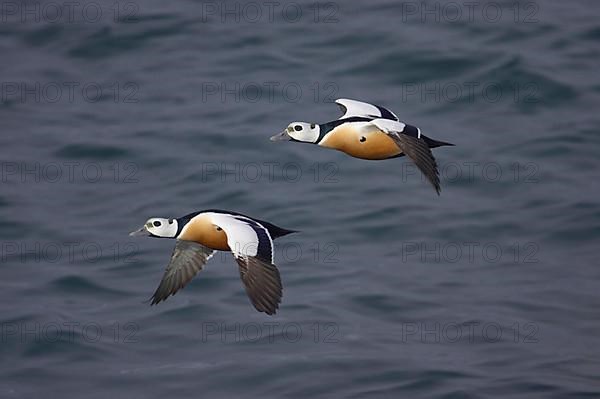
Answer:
271;227;298;238
257;220;298;239
422;135;454;149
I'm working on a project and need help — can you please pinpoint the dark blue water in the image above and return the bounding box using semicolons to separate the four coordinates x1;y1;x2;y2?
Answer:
1;0;600;397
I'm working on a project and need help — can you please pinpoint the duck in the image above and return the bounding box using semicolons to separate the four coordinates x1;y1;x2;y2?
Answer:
129;209;295;315
270;98;454;194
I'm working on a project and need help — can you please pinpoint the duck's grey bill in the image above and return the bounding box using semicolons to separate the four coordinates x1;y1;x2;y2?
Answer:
129;227;150;237
270;131;291;142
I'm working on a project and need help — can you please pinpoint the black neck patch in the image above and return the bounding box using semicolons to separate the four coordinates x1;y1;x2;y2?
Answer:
175;211;203;236
317;117;373;143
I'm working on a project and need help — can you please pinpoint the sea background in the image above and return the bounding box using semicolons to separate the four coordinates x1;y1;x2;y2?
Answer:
1;0;599;397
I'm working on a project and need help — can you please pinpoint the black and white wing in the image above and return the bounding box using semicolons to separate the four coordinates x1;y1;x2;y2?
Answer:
209;213;282;315
335;98;399;121
150;240;215;305
371;119;441;195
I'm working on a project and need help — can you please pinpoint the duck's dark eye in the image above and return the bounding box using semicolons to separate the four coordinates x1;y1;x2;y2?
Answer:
310;123;316;129
294;125;303;131
168;219;174;224
360;136;366;142
153;221;162;227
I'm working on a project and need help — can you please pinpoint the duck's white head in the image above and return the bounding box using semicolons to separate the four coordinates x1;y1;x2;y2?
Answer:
129;217;178;238
270;122;320;143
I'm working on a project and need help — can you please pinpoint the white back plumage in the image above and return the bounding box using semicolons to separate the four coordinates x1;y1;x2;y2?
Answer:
335;98;399;121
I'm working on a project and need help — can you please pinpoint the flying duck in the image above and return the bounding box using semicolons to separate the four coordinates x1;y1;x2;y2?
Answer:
270;98;454;194
129;209;295;315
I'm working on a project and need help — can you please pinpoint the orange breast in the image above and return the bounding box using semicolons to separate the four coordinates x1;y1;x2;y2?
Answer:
319;125;402;160
178;214;230;251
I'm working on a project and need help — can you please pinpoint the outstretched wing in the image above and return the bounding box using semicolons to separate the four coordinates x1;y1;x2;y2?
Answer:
371;119;441;195
209;213;282;315
150;240;215;305
236;256;282;316
335;98;399;121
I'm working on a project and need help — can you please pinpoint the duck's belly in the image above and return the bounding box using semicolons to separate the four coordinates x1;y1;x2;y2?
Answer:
178;214;230;251
319;126;402;160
